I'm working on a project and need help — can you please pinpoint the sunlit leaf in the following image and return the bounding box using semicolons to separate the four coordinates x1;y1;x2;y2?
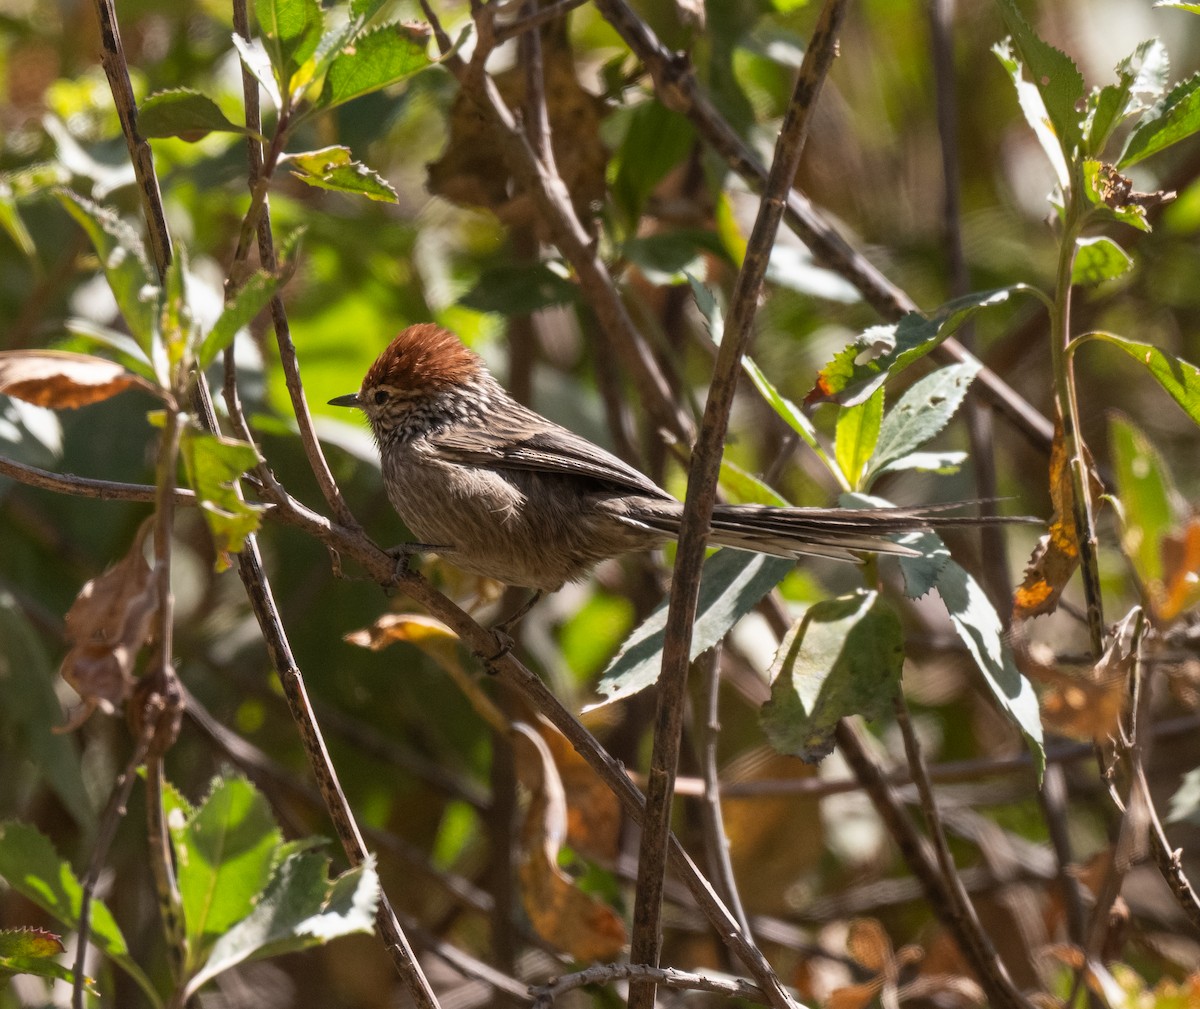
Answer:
807;288;1021;408
255;0;323;96
1166;767;1200;825
834;386;883;491
55;191;158;350
287;146;397;203
200;270;281;370
995;0;1085;164
139;89;252;142
1120;71;1200;167
185;850;377;997
0;350;157;408
864;362;980;486
318;22;431;110
1110;415;1176;591
587;549;793;710
761;592;903;762
180;431;265;570
1084;332;1200;425
1084;39;1169;155
232;34;283;110
0;927;90;991
1071;236;1133;286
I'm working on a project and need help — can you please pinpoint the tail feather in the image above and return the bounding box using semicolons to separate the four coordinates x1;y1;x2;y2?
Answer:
622;500;1033;563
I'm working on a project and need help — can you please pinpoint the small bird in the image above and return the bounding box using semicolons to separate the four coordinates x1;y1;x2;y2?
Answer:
331;324;1000;594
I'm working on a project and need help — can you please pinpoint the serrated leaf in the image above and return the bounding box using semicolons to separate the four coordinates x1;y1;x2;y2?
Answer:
894;530;952;599
1085;332;1200;425
1084;40;1169;154
938;548;1045;768
255;0;323;97
172;777;282;972
287;146;397;203
995;0;1085;160
1071;236;1133;285
1120;71;1200;166
180;431;265;571
834;386;883;491
458;263;578;315
318;22;431;109
808;289;1019;408
864;362;979;486
0;926;90;991
139;89;252;142
761;592;903;762
200;270;281;370
873;450;966;477
0;350;157;408
185;851;377;996
586;550;793;710
0;822;160;1005
56;191;158;351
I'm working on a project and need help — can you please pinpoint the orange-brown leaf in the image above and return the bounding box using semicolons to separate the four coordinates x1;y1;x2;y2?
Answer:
1157;517;1200;623
536;717;621;861
825;981;883;1009
1014;417;1100;619
0;350;154;408
845;918;894;973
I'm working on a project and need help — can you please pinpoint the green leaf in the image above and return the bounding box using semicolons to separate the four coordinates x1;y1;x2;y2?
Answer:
892;529;952;599
742;353;824;455
458;263;578;315
587;549;794;710
318;23;431;110
255;0;323;97
0;822;160;1006
924;541;1045;770
1156;1;1200;10
610;102;696;226
1084;332;1200;425
1081;159;1151;231
622;230;729;286
200;270;281;370
1109;414;1177;589
185;852;378;997
232;34;283;111
718;459;788;506
808;288;1021;408
864;361;980;485
872;450;966;478
834;386;883;491
172;776;282;971
995;0;1085;161
1120;71;1200;167
1084;40;1169;155
0;927;90;991
180;431;265;570
1071;235;1133;285
56;190;157;353
287;146;397;203
139;89;252;142
0;186;34;257
0;593;94;829
761;592;904;762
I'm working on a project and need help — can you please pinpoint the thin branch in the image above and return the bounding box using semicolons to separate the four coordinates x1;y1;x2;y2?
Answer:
590;0;1054;452
630;6;847;1004
494;0;590;44
530;962;775;1009
696;645;753;940
0;454;195;504
894;694;1028;1009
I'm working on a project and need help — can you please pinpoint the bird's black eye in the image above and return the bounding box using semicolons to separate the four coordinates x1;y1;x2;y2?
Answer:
372;390;388;405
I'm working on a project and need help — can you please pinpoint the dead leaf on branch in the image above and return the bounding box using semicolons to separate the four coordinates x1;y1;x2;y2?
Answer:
532;715;620;861
426;16;607;238
0;350;156;408
1014;415;1102;620
58;519;160;729
511;722;626;962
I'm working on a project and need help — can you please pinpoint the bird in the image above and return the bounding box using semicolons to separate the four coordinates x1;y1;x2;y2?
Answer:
330;324;1006;596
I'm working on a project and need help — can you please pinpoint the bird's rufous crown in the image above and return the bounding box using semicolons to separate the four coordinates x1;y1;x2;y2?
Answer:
362;324;483;394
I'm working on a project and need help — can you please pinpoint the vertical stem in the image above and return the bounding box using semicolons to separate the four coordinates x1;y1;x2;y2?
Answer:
1049;195;1104;657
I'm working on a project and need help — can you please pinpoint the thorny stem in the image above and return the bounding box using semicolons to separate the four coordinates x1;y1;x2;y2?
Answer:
1050;186;1105;657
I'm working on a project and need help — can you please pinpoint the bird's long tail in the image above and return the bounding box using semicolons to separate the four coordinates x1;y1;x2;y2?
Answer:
628;500;1031;563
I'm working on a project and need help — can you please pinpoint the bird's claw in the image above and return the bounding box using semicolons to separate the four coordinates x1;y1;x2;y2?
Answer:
484;628;514;670
386;542;451;580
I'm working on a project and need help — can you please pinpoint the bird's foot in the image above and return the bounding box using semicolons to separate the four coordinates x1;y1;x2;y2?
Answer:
482;591;542;670
386;542;451;581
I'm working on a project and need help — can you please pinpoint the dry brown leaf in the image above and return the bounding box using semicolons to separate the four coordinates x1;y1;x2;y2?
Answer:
511;722;626;961
0;350;155;408
1014;417;1102;620
1157;517;1200;623
845;918;894;973
535;716;620;861
426;19;607;238
343;612;458;651
825;981;882;1009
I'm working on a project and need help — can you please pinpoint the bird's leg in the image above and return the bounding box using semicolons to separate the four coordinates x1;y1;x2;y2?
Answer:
484;590;543;665
386;541;451;581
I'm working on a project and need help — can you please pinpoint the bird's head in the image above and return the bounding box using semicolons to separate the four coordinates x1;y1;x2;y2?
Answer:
329;324;489;443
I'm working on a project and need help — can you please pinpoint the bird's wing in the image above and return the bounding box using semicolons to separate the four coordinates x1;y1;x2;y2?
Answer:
429;408;669;499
